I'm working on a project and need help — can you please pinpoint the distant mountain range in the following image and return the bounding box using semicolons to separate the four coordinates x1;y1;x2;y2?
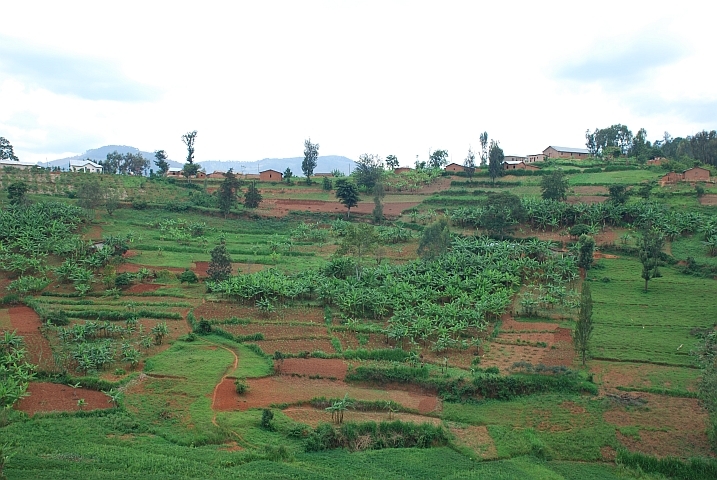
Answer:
39;145;357;176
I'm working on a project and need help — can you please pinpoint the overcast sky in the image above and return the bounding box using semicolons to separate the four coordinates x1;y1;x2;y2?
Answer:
1;1;715;166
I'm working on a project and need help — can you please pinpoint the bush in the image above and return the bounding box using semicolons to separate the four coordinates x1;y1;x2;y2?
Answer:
44;310;69;326
178;269;198;284
260;408;275;431
114;273;134;288
305;421;448;452
234;378;249;394
195;319;212;334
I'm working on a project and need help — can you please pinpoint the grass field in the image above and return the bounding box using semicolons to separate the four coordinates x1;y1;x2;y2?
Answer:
588;257;716;366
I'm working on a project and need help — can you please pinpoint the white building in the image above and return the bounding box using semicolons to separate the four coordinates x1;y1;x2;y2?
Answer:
69;160;103;173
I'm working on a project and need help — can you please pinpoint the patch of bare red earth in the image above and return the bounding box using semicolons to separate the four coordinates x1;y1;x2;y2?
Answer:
124;283;162;294
604;393;713;458
194;303;324;324
214;373;439;415
8;306;54;370
116;263;184;274
16;382;111;415
699;194;717;206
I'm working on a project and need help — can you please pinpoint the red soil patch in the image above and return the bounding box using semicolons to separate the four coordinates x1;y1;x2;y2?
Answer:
567;195;608;205
122;249;140;258
193;261;210;277
604;393;713;458
593;252;619;259
221;324;328;341
218;376;440;414
699;194;717;206
501;317;559;333
124;283;162;293
277;358;348;380
16;382;112;416
265;199;421;218
282;407;441;428
194;303;323;324
255;338;336;355
8;306;54;369
573;186;608;195
82;224;103;241
590;361;698;392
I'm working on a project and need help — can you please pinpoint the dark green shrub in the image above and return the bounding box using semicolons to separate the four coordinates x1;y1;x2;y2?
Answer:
114;273;134;288
196;319;212;334
234;378;249;394
260;408;275;431
44;310;69;326
178;269;198;284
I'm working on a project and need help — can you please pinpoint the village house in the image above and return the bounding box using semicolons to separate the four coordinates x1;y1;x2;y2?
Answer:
527;153;546;163
543;146;590;160
503;161;540;171
683;166;710;183
166;167;183;177
259;169;282;181
393;167;412;174
659;167;711;186
69;160;103;173
504;155;527;163
444;163;466;173
207;171;225;179
0;160;39;170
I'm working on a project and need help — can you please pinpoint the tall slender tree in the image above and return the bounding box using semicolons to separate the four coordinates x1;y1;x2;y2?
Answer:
463;146;476;183
488;140;504;183
302;138;319;184
207;241;233;281
638;227;665;292
479;131;489;167
573;283;594;366
182;131;198;164
244;181;262;208
217;168;241;217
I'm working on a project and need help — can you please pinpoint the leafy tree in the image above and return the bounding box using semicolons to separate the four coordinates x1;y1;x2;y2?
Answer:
76;179;103;210
322;176;332;191
217;168;241;217
335;179;359;219
335;223;379;279
630;127;650;163
104;189;121;216
386;154;399;170
638;228;665;292
585;124;633;156
154;150;170;175
372;182;385;225
488;140;504;183
101;151;124;174
179;269;198;284
182;130;198;164
573;283;594;366
182;162;200;180
353;153;384;190
7;182;28;206
608;184;629;205
0;137;19;161
207;241;233;281
540;170;569;201
636;181;655;200
124;152;149;175
283;168;293;184
302;138;319;184
481;191;525;239
244;181;262;208
577;234;595;270
428;149;448;169
418;218;450;260
462;146;476;183
479;131;489;167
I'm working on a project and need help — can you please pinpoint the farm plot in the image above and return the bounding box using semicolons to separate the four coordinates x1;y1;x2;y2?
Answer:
587;257;717;366
15;382;112;415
